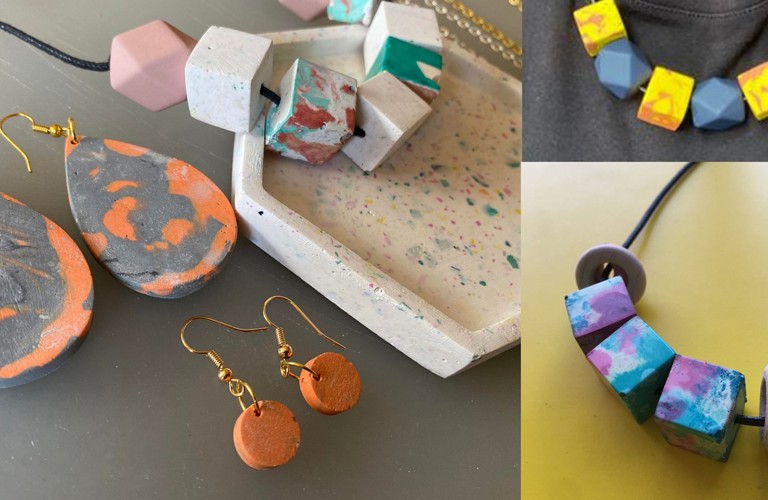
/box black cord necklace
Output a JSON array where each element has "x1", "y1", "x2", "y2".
[
  {"x1": 0, "y1": 19, "x2": 364, "y2": 137},
  {"x1": 565, "y1": 163, "x2": 766, "y2": 462}
]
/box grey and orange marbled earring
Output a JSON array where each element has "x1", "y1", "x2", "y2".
[{"x1": 0, "y1": 193, "x2": 93, "y2": 387}]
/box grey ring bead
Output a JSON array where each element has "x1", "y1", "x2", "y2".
[{"x1": 575, "y1": 244, "x2": 646, "y2": 303}]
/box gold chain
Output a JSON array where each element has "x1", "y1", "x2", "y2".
[
  {"x1": 508, "y1": 0, "x2": 522, "y2": 13},
  {"x1": 396, "y1": 0, "x2": 522, "y2": 68},
  {"x1": 444, "y1": 0, "x2": 522, "y2": 55}
]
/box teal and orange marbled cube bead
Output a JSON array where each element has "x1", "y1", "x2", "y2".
[
  {"x1": 565, "y1": 276, "x2": 637, "y2": 354},
  {"x1": 265, "y1": 58, "x2": 357, "y2": 165},
  {"x1": 587, "y1": 317, "x2": 676, "y2": 423},
  {"x1": 654, "y1": 355, "x2": 746, "y2": 461}
]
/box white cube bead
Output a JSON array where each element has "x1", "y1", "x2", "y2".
[
  {"x1": 341, "y1": 72, "x2": 431, "y2": 172},
  {"x1": 185, "y1": 26, "x2": 273, "y2": 133},
  {"x1": 363, "y1": 2, "x2": 442, "y2": 74}
]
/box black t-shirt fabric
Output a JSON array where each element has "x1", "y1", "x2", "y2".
[{"x1": 524, "y1": 0, "x2": 768, "y2": 161}]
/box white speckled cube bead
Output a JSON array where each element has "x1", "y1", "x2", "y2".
[
  {"x1": 265, "y1": 58, "x2": 357, "y2": 165},
  {"x1": 327, "y1": 0, "x2": 380, "y2": 26},
  {"x1": 185, "y1": 26, "x2": 273, "y2": 133},
  {"x1": 341, "y1": 72, "x2": 431, "y2": 172},
  {"x1": 363, "y1": 2, "x2": 442, "y2": 75}
]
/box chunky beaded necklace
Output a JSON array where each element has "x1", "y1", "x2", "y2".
[
  {"x1": 564, "y1": 163, "x2": 768, "y2": 461},
  {"x1": 573, "y1": 0, "x2": 768, "y2": 132}
]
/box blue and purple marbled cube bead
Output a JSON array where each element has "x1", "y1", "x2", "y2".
[
  {"x1": 655, "y1": 355, "x2": 746, "y2": 461},
  {"x1": 587, "y1": 317, "x2": 675, "y2": 423},
  {"x1": 565, "y1": 276, "x2": 637, "y2": 354}
]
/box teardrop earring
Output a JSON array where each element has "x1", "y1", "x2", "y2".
[
  {"x1": 0, "y1": 112, "x2": 237, "y2": 298},
  {"x1": 0, "y1": 192, "x2": 93, "y2": 388}
]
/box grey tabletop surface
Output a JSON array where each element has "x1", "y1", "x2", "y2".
[{"x1": 0, "y1": 0, "x2": 520, "y2": 498}]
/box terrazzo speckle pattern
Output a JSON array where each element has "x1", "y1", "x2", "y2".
[
  {"x1": 234, "y1": 25, "x2": 520, "y2": 376},
  {"x1": 262, "y1": 38, "x2": 520, "y2": 332}
]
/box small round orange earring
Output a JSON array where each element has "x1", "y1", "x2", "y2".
[
  {"x1": 180, "y1": 316, "x2": 300, "y2": 470},
  {"x1": 262, "y1": 296, "x2": 362, "y2": 415}
]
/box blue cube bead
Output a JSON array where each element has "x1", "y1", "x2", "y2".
[
  {"x1": 691, "y1": 78, "x2": 746, "y2": 131},
  {"x1": 587, "y1": 317, "x2": 676, "y2": 423},
  {"x1": 594, "y1": 38, "x2": 652, "y2": 100}
]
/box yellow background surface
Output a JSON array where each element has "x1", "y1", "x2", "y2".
[{"x1": 522, "y1": 163, "x2": 768, "y2": 499}]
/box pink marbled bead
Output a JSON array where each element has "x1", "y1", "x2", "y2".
[{"x1": 110, "y1": 20, "x2": 197, "y2": 112}]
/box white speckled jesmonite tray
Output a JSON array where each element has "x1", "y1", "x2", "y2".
[{"x1": 232, "y1": 25, "x2": 520, "y2": 377}]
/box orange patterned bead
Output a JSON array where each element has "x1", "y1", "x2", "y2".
[
  {"x1": 738, "y1": 61, "x2": 768, "y2": 120},
  {"x1": 637, "y1": 67, "x2": 695, "y2": 131},
  {"x1": 573, "y1": 0, "x2": 628, "y2": 57}
]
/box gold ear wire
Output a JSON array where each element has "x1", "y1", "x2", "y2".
[
  {"x1": 262, "y1": 296, "x2": 346, "y2": 380},
  {"x1": 180, "y1": 316, "x2": 270, "y2": 415},
  {"x1": 0, "y1": 113, "x2": 78, "y2": 173},
  {"x1": 262, "y1": 295, "x2": 345, "y2": 350}
]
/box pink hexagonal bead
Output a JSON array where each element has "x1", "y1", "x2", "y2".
[
  {"x1": 279, "y1": 0, "x2": 329, "y2": 21},
  {"x1": 110, "y1": 20, "x2": 197, "y2": 112}
]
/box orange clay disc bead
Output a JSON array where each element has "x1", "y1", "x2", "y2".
[
  {"x1": 232, "y1": 401, "x2": 301, "y2": 470},
  {"x1": 299, "y1": 352, "x2": 362, "y2": 415}
]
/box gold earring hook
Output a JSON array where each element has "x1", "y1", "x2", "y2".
[
  {"x1": 262, "y1": 295, "x2": 346, "y2": 351},
  {"x1": 262, "y1": 296, "x2": 345, "y2": 380},
  {"x1": 180, "y1": 316, "x2": 271, "y2": 415},
  {"x1": 180, "y1": 315, "x2": 270, "y2": 357},
  {"x1": 0, "y1": 112, "x2": 78, "y2": 173}
]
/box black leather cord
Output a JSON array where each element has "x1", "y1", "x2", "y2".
[
  {"x1": 259, "y1": 85, "x2": 366, "y2": 138},
  {"x1": 736, "y1": 415, "x2": 766, "y2": 427},
  {"x1": 601, "y1": 162, "x2": 700, "y2": 280},
  {"x1": 621, "y1": 161, "x2": 700, "y2": 250},
  {"x1": 0, "y1": 20, "x2": 109, "y2": 71}
]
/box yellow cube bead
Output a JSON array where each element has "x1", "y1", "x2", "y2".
[
  {"x1": 738, "y1": 62, "x2": 768, "y2": 120},
  {"x1": 637, "y1": 67, "x2": 694, "y2": 131},
  {"x1": 573, "y1": 0, "x2": 628, "y2": 57}
]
